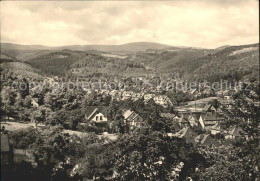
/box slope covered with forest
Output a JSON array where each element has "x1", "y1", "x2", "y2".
[
  {"x1": 1, "y1": 42, "x2": 258, "y2": 82},
  {"x1": 185, "y1": 43, "x2": 259, "y2": 82}
]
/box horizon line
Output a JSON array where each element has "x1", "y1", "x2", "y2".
[{"x1": 1, "y1": 41, "x2": 259, "y2": 50}]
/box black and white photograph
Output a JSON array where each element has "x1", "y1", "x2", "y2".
[{"x1": 0, "y1": 0, "x2": 259, "y2": 180}]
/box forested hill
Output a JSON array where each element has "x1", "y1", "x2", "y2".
[
  {"x1": 130, "y1": 43, "x2": 259, "y2": 82},
  {"x1": 0, "y1": 52, "x2": 16, "y2": 63},
  {"x1": 1, "y1": 42, "x2": 258, "y2": 82},
  {"x1": 0, "y1": 52, "x2": 43, "y2": 78},
  {"x1": 184, "y1": 43, "x2": 259, "y2": 82}
]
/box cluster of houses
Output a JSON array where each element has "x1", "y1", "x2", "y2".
[
  {"x1": 162, "y1": 96, "x2": 245, "y2": 147},
  {"x1": 167, "y1": 125, "x2": 243, "y2": 147},
  {"x1": 85, "y1": 89, "x2": 174, "y2": 108},
  {"x1": 81, "y1": 93, "x2": 243, "y2": 146},
  {"x1": 82, "y1": 107, "x2": 143, "y2": 133},
  {"x1": 29, "y1": 77, "x2": 254, "y2": 146}
]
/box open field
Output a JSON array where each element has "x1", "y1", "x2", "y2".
[
  {"x1": 0, "y1": 121, "x2": 36, "y2": 131},
  {"x1": 1, "y1": 120, "x2": 118, "y2": 141}
]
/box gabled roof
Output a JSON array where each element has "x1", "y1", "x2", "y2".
[
  {"x1": 177, "y1": 127, "x2": 197, "y2": 138},
  {"x1": 201, "y1": 112, "x2": 225, "y2": 121},
  {"x1": 203, "y1": 104, "x2": 212, "y2": 112},
  {"x1": 188, "y1": 114, "x2": 199, "y2": 121},
  {"x1": 1, "y1": 133, "x2": 10, "y2": 152},
  {"x1": 201, "y1": 135, "x2": 212, "y2": 145},
  {"x1": 195, "y1": 134, "x2": 205, "y2": 143},
  {"x1": 221, "y1": 139, "x2": 233, "y2": 147},
  {"x1": 122, "y1": 110, "x2": 142, "y2": 122},
  {"x1": 190, "y1": 88, "x2": 197, "y2": 95},
  {"x1": 172, "y1": 123, "x2": 181, "y2": 132},
  {"x1": 176, "y1": 127, "x2": 197, "y2": 144},
  {"x1": 228, "y1": 126, "x2": 243, "y2": 136},
  {"x1": 123, "y1": 110, "x2": 133, "y2": 119},
  {"x1": 195, "y1": 134, "x2": 220, "y2": 147},
  {"x1": 153, "y1": 95, "x2": 171, "y2": 102},
  {"x1": 176, "y1": 127, "x2": 188, "y2": 137},
  {"x1": 210, "y1": 123, "x2": 224, "y2": 131},
  {"x1": 179, "y1": 116, "x2": 189, "y2": 123},
  {"x1": 187, "y1": 114, "x2": 199, "y2": 126},
  {"x1": 87, "y1": 108, "x2": 99, "y2": 120},
  {"x1": 86, "y1": 107, "x2": 109, "y2": 120},
  {"x1": 192, "y1": 112, "x2": 201, "y2": 120}
]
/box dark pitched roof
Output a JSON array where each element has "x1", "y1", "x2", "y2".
[
  {"x1": 195, "y1": 134, "x2": 221, "y2": 147},
  {"x1": 1, "y1": 133, "x2": 10, "y2": 152},
  {"x1": 172, "y1": 123, "x2": 181, "y2": 132},
  {"x1": 179, "y1": 116, "x2": 190, "y2": 123},
  {"x1": 203, "y1": 104, "x2": 212, "y2": 112},
  {"x1": 160, "y1": 113, "x2": 176, "y2": 119},
  {"x1": 202, "y1": 112, "x2": 225, "y2": 121},
  {"x1": 195, "y1": 134, "x2": 204, "y2": 143},
  {"x1": 87, "y1": 108, "x2": 99, "y2": 120},
  {"x1": 228, "y1": 126, "x2": 243, "y2": 136},
  {"x1": 221, "y1": 139, "x2": 233, "y2": 147},
  {"x1": 85, "y1": 106, "x2": 109, "y2": 120},
  {"x1": 192, "y1": 112, "x2": 201, "y2": 120},
  {"x1": 177, "y1": 127, "x2": 197, "y2": 144},
  {"x1": 122, "y1": 110, "x2": 142, "y2": 123},
  {"x1": 201, "y1": 135, "x2": 213, "y2": 145}
]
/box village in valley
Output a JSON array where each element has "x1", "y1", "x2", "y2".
[
  {"x1": 1, "y1": 64, "x2": 259, "y2": 180},
  {"x1": 0, "y1": 1, "x2": 259, "y2": 181}
]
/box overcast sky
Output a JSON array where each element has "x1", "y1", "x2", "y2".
[{"x1": 1, "y1": 0, "x2": 259, "y2": 48}]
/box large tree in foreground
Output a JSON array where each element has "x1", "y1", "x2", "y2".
[
  {"x1": 114, "y1": 128, "x2": 206, "y2": 181},
  {"x1": 1, "y1": 86, "x2": 16, "y2": 121}
]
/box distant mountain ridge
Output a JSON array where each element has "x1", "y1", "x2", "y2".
[
  {"x1": 1, "y1": 42, "x2": 258, "y2": 82},
  {"x1": 215, "y1": 45, "x2": 231, "y2": 50},
  {"x1": 1, "y1": 42, "x2": 178, "y2": 52}
]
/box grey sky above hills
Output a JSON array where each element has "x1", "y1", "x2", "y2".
[{"x1": 1, "y1": 0, "x2": 258, "y2": 48}]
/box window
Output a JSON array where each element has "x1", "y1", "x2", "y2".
[
  {"x1": 100, "y1": 116, "x2": 103, "y2": 121},
  {"x1": 96, "y1": 116, "x2": 98, "y2": 121}
]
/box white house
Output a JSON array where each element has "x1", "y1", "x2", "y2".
[
  {"x1": 153, "y1": 95, "x2": 173, "y2": 108},
  {"x1": 86, "y1": 108, "x2": 108, "y2": 123}
]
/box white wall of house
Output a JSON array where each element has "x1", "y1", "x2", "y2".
[
  {"x1": 91, "y1": 113, "x2": 108, "y2": 122},
  {"x1": 188, "y1": 116, "x2": 198, "y2": 127},
  {"x1": 199, "y1": 116, "x2": 205, "y2": 129}
]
